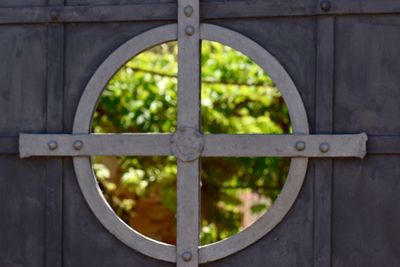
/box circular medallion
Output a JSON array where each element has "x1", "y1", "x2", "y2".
[
  {"x1": 170, "y1": 127, "x2": 204, "y2": 162},
  {"x1": 72, "y1": 23, "x2": 309, "y2": 263}
]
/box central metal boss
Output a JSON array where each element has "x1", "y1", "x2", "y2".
[{"x1": 170, "y1": 127, "x2": 205, "y2": 161}]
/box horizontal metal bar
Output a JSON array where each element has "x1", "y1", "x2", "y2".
[
  {"x1": 202, "y1": 133, "x2": 368, "y2": 159},
  {"x1": 201, "y1": 1, "x2": 316, "y2": 19},
  {"x1": 19, "y1": 133, "x2": 172, "y2": 158},
  {"x1": 0, "y1": 4, "x2": 177, "y2": 24},
  {"x1": 202, "y1": 0, "x2": 400, "y2": 19},
  {"x1": 12, "y1": 134, "x2": 400, "y2": 156},
  {"x1": 19, "y1": 133, "x2": 367, "y2": 159},
  {"x1": 368, "y1": 136, "x2": 400, "y2": 154},
  {"x1": 327, "y1": 0, "x2": 400, "y2": 16},
  {"x1": 0, "y1": 1, "x2": 399, "y2": 25}
]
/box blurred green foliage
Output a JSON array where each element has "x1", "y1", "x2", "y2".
[{"x1": 92, "y1": 41, "x2": 290, "y2": 245}]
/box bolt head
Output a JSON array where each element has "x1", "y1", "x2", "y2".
[
  {"x1": 320, "y1": 0, "x2": 331, "y2": 12},
  {"x1": 50, "y1": 10, "x2": 59, "y2": 21},
  {"x1": 184, "y1": 5, "x2": 194, "y2": 17},
  {"x1": 295, "y1": 141, "x2": 306, "y2": 151},
  {"x1": 73, "y1": 140, "x2": 84, "y2": 150},
  {"x1": 319, "y1": 142, "x2": 330, "y2": 153},
  {"x1": 185, "y1": 26, "x2": 195, "y2": 36},
  {"x1": 182, "y1": 251, "x2": 192, "y2": 262},
  {"x1": 48, "y1": 140, "x2": 58, "y2": 150},
  {"x1": 170, "y1": 127, "x2": 204, "y2": 162}
]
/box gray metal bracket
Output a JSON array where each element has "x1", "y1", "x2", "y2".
[{"x1": 19, "y1": 132, "x2": 368, "y2": 160}]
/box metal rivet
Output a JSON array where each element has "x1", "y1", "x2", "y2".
[
  {"x1": 50, "y1": 10, "x2": 59, "y2": 21},
  {"x1": 320, "y1": 142, "x2": 330, "y2": 153},
  {"x1": 73, "y1": 140, "x2": 84, "y2": 150},
  {"x1": 320, "y1": 0, "x2": 331, "y2": 12},
  {"x1": 295, "y1": 141, "x2": 306, "y2": 151},
  {"x1": 184, "y1": 5, "x2": 194, "y2": 17},
  {"x1": 182, "y1": 251, "x2": 192, "y2": 262},
  {"x1": 185, "y1": 26, "x2": 195, "y2": 36},
  {"x1": 48, "y1": 140, "x2": 58, "y2": 150}
]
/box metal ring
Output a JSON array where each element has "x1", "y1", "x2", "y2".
[{"x1": 72, "y1": 23, "x2": 309, "y2": 263}]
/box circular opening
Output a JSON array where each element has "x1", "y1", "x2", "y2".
[
  {"x1": 74, "y1": 24, "x2": 309, "y2": 262},
  {"x1": 91, "y1": 40, "x2": 291, "y2": 245}
]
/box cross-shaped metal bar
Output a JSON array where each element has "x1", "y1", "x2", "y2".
[{"x1": 18, "y1": 1, "x2": 368, "y2": 266}]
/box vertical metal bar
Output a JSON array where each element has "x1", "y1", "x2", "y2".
[
  {"x1": 314, "y1": 16, "x2": 335, "y2": 267},
  {"x1": 177, "y1": 160, "x2": 200, "y2": 266},
  {"x1": 45, "y1": 1, "x2": 64, "y2": 267},
  {"x1": 177, "y1": 0, "x2": 200, "y2": 266},
  {"x1": 178, "y1": 0, "x2": 200, "y2": 128}
]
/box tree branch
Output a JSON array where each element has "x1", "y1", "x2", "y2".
[{"x1": 128, "y1": 67, "x2": 276, "y2": 88}]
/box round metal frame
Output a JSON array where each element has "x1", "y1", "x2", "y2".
[{"x1": 72, "y1": 23, "x2": 309, "y2": 263}]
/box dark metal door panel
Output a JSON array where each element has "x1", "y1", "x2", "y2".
[
  {"x1": 334, "y1": 16, "x2": 400, "y2": 135},
  {"x1": 0, "y1": 25, "x2": 48, "y2": 267},
  {"x1": 0, "y1": 156, "x2": 47, "y2": 267},
  {"x1": 333, "y1": 15, "x2": 400, "y2": 266},
  {"x1": 333, "y1": 157, "x2": 400, "y2": 267}
]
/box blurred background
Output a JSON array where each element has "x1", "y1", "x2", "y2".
[{"x1": 91, "y1": 41, "x2": 291, "y2": 245}]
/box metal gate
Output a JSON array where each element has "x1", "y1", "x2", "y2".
[{"x1": 1, "y1": 1, "x2": 400, "y2": 267}]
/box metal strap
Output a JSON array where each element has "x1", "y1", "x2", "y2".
[
  {"x1": 177, "y1": 0, "x2": 201, "y2": 266},
  {"x1": 19, "y1": 133, "x2": 368, "y2": 159}
]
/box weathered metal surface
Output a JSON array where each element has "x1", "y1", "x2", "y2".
[
  {"x1": 203, "y1": 133, "x2": 367, "y2": 159},
  {"x1": 177, "y1": 0, "x2": 201, "y2": 265},
  {"x1": 368, "y1": 136, "x2": 400, "y2": 154},
  {"x1": 9, "y1": 134, "x2": 400, "y2": 155},
  {"x1": 2, "y1": 1, "x2": 400, "y2": 267},
  {"x1": 203, "y1": 0, "x2": 400, "y2": 18},
  {"x1": 1, "y1": 1, "x2": 400, "y2": 24},
  {"x1": 332, "y1": 15, "x2": 400, "y2": 266},
  {"x1": 170, "y1": 127, "x2": 204, "y2": 162},
  {"x1": 0, "y1": 24, "x2": 48, "y2": 267},
  {"x1": 314, "y1": 16, "x2": 335, "y2": 267},
  {"x1": 320, "y1": 0, "x2": 332, "y2": 13},
  {"x1": 65, "y1": 21, "x2": 311, "y2": 265},
  {"x1": 45, "y1": 2, "x2": 64, "y2": 265},
  {"x1": 19, "y1": 133, "x2": 367, "y2": 159},
  {"x1": 0, "y1": 4, "x2": 176, "y2": 24},
  {"x1": 0, "y1": 136, "x2": 18, "y2": 154},
  {"x1": 19, "y1": 133, "x2": 171, "y2": 158},
  {"x1": 40, "y1": 22, "x2": 312, "y2": 265}
]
